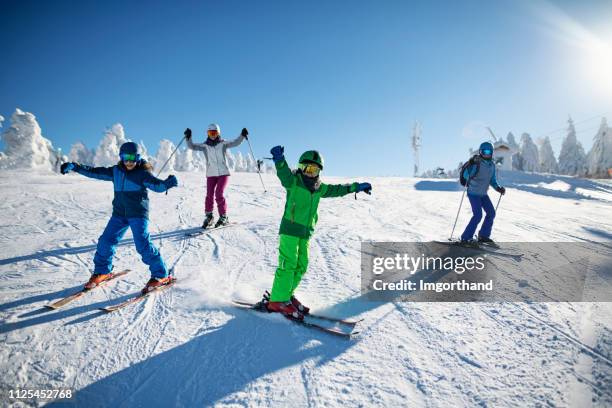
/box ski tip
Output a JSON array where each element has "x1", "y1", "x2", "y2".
[{"x1": 45, "y1": 304, "x2": 60, "y2": 310}]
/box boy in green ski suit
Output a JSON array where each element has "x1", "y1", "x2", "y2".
[{"x1": 265, "y1": 145, "x2": 372, "y2": 320}]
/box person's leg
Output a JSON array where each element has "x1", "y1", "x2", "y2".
[
  {"x1": 478, "y1": 195, "x2": 496, "y2": 239},
  {"x1": 215, "y1": 175, "x2": 230, "y2": 216},
  {"x1": 93, "y1": 216, "x2": 130, "y2": 274},
  {"x1": 269, "y1": 234, "x2": 300, "y2": 302},
  {"x1": 128, "y1": 218, "x2": 168, "y2": 279},
  {"x1": 460, "y1": 195, "x2": 484, "y2": 241},
  {"x1": 205, "y1": 177, "x2": 218, "y2": 215},
  {"x1": 290, "y1": 237, "x2": 310, "y2": 296}
]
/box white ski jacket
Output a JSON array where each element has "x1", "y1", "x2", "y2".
[{"x1": 187, "y1": 135, "x2": 246, "y2": 177}]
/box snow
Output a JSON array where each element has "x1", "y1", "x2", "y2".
[
  {"x1": 0, "y1": 170, "x2": 611, "y2": 407},
  {"x1": 153, "y1": 139, "x2": 177, "y2": 172}
]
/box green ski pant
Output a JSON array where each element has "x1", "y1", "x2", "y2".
[{"x1": 269, "y1": 234, "x2": 310, "y2": 302}]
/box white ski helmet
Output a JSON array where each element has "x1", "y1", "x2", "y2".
[{"x1": 207, "y1": 123, "x2": 221, "y2": 134}]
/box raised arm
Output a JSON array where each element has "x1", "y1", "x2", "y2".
[
  {"x1": 184, "y1": 128, "x2": 207, "y2": 152},
  {"x1": 224, "y1": 128, "x2": 249, "y2": 149},
  {"x1": 62, "y1": 162, "x2": 114, "y2": 181},
  {"x1": 270, "y1": 146, "x2": 295, "y2": 189}
]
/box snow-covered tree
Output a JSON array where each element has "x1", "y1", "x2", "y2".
[
  {"x1": 234, "y1": 151, "x2": 246, "y2": 172},
  {"x1": 538, "y1": 136, "x2": 559, "y2": 174},
  {"x1": 93, "y1": 123, "x2": 128, "y2": 166},
  {"x1": 0, "y1": 108, "x2": 57, "y2": 171},
  {"x1": 585, "y1": 117, "x2": 612, "y2": 178},
  {"x1": 138, "y1": 140, "x2": 151, "y2": 164},
  {"x1": 506, "y1": 132, "x2": 521, "y2": 170},
  {"x1": 558, "y1": 117, "x2": 587, "y2": 176},
  {"x1": 154, "y1": 139, "x2": 176, "y2": 173},
  {"x1": 175, "y1": 146, "x2": 195, "y2": 172},
  {"x1": 69, "y1": 141, "x2": 94, "y2": 164},
  {"x1": 518, "y1": 133, "x2": 539, "y2": 172},
  {"x1": 245, "y1": 153, "x2": 256, "y2": 172},
  {"x1": 191, "y1": 150, "x2": 207, "y2": 171},
  {"x1": 225, "y1": 150, "x2": 235, "y2": 172}
]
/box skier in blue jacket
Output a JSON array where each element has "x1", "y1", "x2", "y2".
[
  {"x1": 60, "y1": 142, "x2": 178, "y2": 293},
  {"x1": 460, "y1": 141, "x2": 506, "y2": 243}
]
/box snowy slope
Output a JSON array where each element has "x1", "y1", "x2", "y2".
[{"x1": 0, "y1": 170, "x2": 611, "y2": 407}]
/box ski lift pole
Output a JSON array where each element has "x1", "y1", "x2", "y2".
[
  {"x1": 156, "y1": 136, "x2": 186, "y2": 178},
  {"x1": 450, "y1": 186, "x2": 467, "y2": 241},
  {"x1": 246, "y1": 138, "x2": 267, "y2": 192}
]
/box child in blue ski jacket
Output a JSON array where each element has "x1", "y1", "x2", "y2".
[
  {"x1": 60, "y1": 142, "x2": 178, "y2": 293},
  {"x1": 460, "y1": 141, "x2": 506, "y2": 243}
]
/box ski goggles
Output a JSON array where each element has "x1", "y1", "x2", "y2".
[
  {"x1": 207, "y1": 129, "x2": 219, "y2": 137},
  {"x1": 480, "y1": 149, "x2": 493, "y2": 156},
  {"x1": 299, "y1": 163, "x2": 321, "y2": 177},
  {"x1": 120, "y1": 153, "x2": 140, "y2": 162}
]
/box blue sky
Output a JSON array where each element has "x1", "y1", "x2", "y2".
[{"x1": 1, "y1": 0, "x2": 611, "y2": 176}]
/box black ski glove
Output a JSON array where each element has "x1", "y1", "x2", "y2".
[
  {"x1": 184, "y1": 128, "x2": 192, "y2": 141},
  {"x1": 61, "y1": 162, "x2": 76, "y2": 174},
  {"x1": 496, "y1": 186, "x2": 506, "y2": 195},
  {"x1": 241, "y1": 128, "x2": 249, "y2": 139}
]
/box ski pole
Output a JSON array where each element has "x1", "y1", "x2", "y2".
[
  {"x1": 450, "y1": 187, "x2": 467, "y2": 241},
  {"x1": 495, "y1": 193, "x2": 502, "y2": 212},
  {"x1": 156, "y1": 136, "x2": 186, "y2": 179},
  {"x1": 246, "y1": 137, "x2": 267, "y2": 192}
]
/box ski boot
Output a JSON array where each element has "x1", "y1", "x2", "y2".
[
  {"x1": 202, "y1": 213, "x2": 214, "y2": 229},
  {"x1": 458, "y1": 239, "x2": 479, "y2": 248},
  {"x1": 214, "y1": 215, "x2": 229, "y2": 228},
  {"x1": 477, "y1": 235, "x2": 499, "y2": 248},
  {"x1": 142, "y1": 276, "x2": 175, "y2": 294},
  {"x1": 290, "y1": 295, "x2": 310, "y2": 315},
  {"x1": 266, "y1": 301, "x2": 304, "y2": 321},
  {"x1": 84, "y1": 273, "x2": 114, "y2": 290}
]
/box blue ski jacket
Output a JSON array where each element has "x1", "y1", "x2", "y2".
[
  {"x1": 462, "y1": 158, "x2": 501, "y2": 196},
  {"x1": 73, "y1": 162, "x2": 170, "y2": 218}
]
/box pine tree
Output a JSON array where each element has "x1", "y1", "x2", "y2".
[
  {"x1": 558, "y1": 117, "x2": 587, "y2": 176},
  {"x1": 538, "y1": 136, "x2": 559, "y2": 174},
  {"x1": 506, "y1": 132, "x2": 521, "y2": 170},
  {"x1": 519, "y1": 133, "x2": 539, "y2": 172},
  {"x1": 585, "y1": 117, "x2": 611, "y2": 178}
]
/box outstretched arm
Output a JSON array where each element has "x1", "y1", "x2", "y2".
[
  {"x1": 321, "y1": 182, "x2": 371, "y2": 198},
  {"x1": 66, "y1": 163, "x2": 114, "y2": 181},
  {"x1": 142, "y1": 172, "x2": 178, "y2": 193},
  {"x1": 490, "y1": 167, "x2": 505, "y2": 194}
]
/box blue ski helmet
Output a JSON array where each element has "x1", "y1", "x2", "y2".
[
  {"x1": 479, "y1": 142, "x2": 494, "y2": 160},
  {"x1": 119, "y1": 142, "x2": 141, "y2": 162}
]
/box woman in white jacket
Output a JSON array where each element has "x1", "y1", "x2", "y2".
[{"x1": 184, "y1": 124, "x2": 248, "y2": 228}]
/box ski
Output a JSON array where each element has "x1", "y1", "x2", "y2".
[
  {"x1": 232, "y1": 300, "x2": 359, "y2": 338},
  {"x1": 435, "y1": 240, "x2": 524, "y2": 260},
  {"x1": 100, "y1": 277, "x2": 177, "y2": 313},
  {"x1": 46, "y1": 269, "x2": 131, "y2": 310},
  {"x1": 184, "y1": 223, "x2": 236, "y2": 238}
]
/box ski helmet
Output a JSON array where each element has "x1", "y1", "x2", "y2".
[
  {"x1": 119, "y1": 142, "x2": 141, "y2": 162},
  {"x1": 299, "y1": 150, "x2": 324, "y2": 170},
  {"x1": 207, "y1": 123, "x2": 221, "y2": 134},
  {"x1": 479, "y1": 142, "x2": 494, "y2": 160}
]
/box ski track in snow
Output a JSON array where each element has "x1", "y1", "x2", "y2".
[{"x1": 0, "y1": 171, "x2": 610, "y2": 407}]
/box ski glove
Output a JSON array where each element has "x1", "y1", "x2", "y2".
[
  {"x1": 270, "y1": 146, "x2": 285, "y2": 163},
  {"x1": 60, "y1": 162, "x2": 75, "y2": 174},
  {"x1": 496, "y1": 186, "x2": 506, "y2": 195},
  {"x1": 164, "y1": 175, "x2": 178, "y2": 189},
  {"x1": 356, "y1": 182, "x2": 372, "y2": 194},
  {"x1": 184, "y1": 128, "x2": 192, "y2": 140},
  {"x1": 241, "y1": 128, "x2": 249, "y2": 139}
]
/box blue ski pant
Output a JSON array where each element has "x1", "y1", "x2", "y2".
[
  {"x1": 461, "y1": 193, "x2": 496, "y2": 241},
  {"x1": 93, "y1": 215, "x2": 168, "y2": 278}
]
